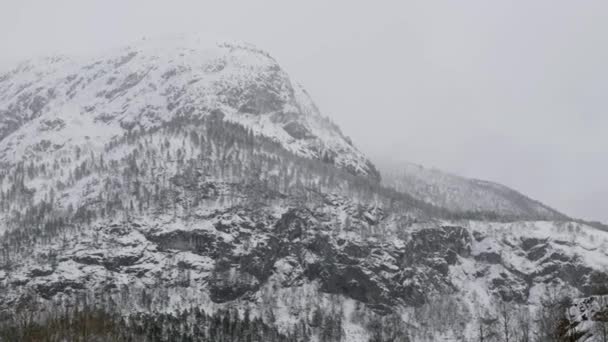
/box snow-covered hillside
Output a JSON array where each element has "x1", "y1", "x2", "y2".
[
  {"x1": 0, "y1": 35, "x2": 378, "y2": 180},
  {"x1": 380, "y1": 161, "x2": 566, "y2": 220},
  {"x1": 0, "y1": 37, "x2": 606, "y2": 341}
]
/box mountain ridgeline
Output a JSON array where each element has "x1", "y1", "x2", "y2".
[
  {"x1": 380, "y1": 161, "x2": 567, "y2": 222},
  {"x1": 0, "y1": 37, "x2": 607, "y2": 341}
]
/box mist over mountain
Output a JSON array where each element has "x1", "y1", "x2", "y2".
[
  {"x1": 0, "y1": 37, "x2": 606, "y2": 341},
  {"x1": 377, "y1": 160, "x2": 567, "y2": 221}
]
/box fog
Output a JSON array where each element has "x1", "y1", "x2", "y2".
[{"x1": 1, "y1": 0, "x2": 606, "y2": 222}]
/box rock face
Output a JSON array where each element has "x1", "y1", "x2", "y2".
[
  {"x1": 0, "y1": 37, "x2": 607, "y2": 341},
  {"x1": 2, "y1": 188, "x2": 608, "y2": 340}
]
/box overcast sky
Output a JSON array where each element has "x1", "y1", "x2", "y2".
[{"x1": 1, "y1": 0, "x2": 606, "y2": 222}]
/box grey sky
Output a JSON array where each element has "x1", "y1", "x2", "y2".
[{"x1": 1, "y1": 0, "x2": 606, "y2": 222}]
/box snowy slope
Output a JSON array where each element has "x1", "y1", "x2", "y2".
[
  {"x1": 0, "y1": 35, "x2": 378, "y2": 180},
  {"x1": 380, "y1": 161, "x2": 566, "y2": 220},
  {"x1": 2, "y1": 190, "x2": 608, "y2": 341}
]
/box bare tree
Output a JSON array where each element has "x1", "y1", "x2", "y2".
[
  {"x1": 499, "y1": 301, "x2": 513, "y2": 342},
  {"x1": 534, "y1": 289, "x2": 574, "y2": 342},
  {"x1": 478, "y1": 315, "x2": 497, "y2": 342},
  {"x1": 595, "y1": 296, "x2": 608, "y2": 342},
  {"x1": 515, "y1": 305, "x2": 531, "y2": 342}
]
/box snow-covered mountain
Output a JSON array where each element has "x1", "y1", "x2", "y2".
[
  {"x1": 380, "y1": 161, "x2": 566, "y2": 221},
  {"x1": 0, "y1": 35, "x2": 378, "y2": 180},
  {"x1": 0, "y1": 37, "x2": 606, "y2": 341}
]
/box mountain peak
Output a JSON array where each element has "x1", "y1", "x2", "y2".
[{"x1": 0, "y1": 36, "x2": 379, "y2": 180}]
